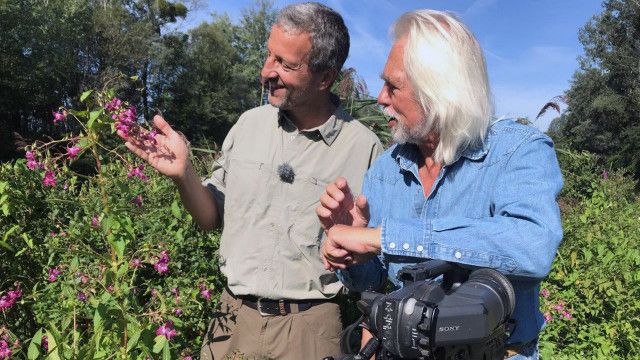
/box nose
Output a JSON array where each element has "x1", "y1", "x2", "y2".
[
  {"x1": 260, "y1": 57, "x2": 278, "y2": 83},
  {"x1": 377, "y1": 83, "x2": 391, "y2": 107}
]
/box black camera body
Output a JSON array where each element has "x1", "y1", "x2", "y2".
[{"x1": 332, "y1": 260, "x2": 515, "y2": 360}]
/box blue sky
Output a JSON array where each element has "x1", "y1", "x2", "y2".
[{"x1": 173, "y1": 0, "x2": 604, "y2": 131}]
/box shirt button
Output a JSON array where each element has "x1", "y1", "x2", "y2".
[
  {"x1": 402, "y1": 243, "x2": 410, "y2": 250},
  {"x1": 389, "y1": 242, "x2": 396, "y2": 249},
  {"x1": 416, "y1": 245, "x2": 424, "y2": 252},
  {"x1": 454, "y1": 251, "x2": 463, "y2": 259}
]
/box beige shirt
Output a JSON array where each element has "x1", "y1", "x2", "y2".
[{"x1": 203, "y1": 103, "x2": 383, "y2": 300}]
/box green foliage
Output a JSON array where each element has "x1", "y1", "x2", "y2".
[
  {"x1": 539, "y1": 163, "x2": 640, "y2": 359},
  {"x1": 559, "y1": 0, "x2": 640, "y2": 179},
  {"x1": 0, "y1": 91, "x2": 221, "y2": 358}
]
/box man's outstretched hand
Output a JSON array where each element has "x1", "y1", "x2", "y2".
[
  {"x1": 118, "y1": 115, "x2": 190, "y2": 181},
  {"x1": 316, "y1": 177, "x2": 370, "y2": 231}
]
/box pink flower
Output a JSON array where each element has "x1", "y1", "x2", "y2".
[
  {"x1": 131, "y1": 194, "x2": 143, "y2": 208},
  {"x1": 155, "y1": 321, "x2": 177, "y2": 340},
  {"x1": 91, "y1": 216, "x2": 100, "y2": 229},
  {"x1": 199, "y1": 284, "x2": 211, "y2": 301},
  {"x1": 543, "y1": 312, "x2": 553, "y2": 323},
  {"x1": 127, "y1": 164, "x2": 148, "y2": 182},
  {"x1": 77, "y1": 292, "x2": 87, "y2": 302},
  {"x1": 553, "y1": 302, "x2": 565, "y2": 312},
  {"x1": 602, "y1": 170, "x2": 609, "y2": 180},
  {"x1": 27, "y1": 160, "x2": 39, "y2": 170},
  {"x1": 42, "y1": 170, "x2": 57, "y2": 187},
  {"x1": 561, "y1": 311, "x2": 572, "y2": 320},
  {"x1": 173, "y1": 308, "x2": 183, "y2": 316},
  {"x1": 105, "y1": 98, "x2": 123, "y2": 112},
  {"x1": 183, "y1": 357, "x2": 193, "y2": 360},
  {"x1": 52, "y1": 110, "x2": 67, "y2": 124},
  {"x1": 130, "y1": 258, "x2": 141, "y2": 268},
  {"x1": 540, "y1": 288, "x2": 550, "y2": 298},
  {"x1": 0, "y1": 340, "x2": 12, "y2": 359},
  {"x1": 66, "y1": 146, "x2": 81, "y2": 159},
  {"x1": 154, "y1": 251, "x2": 170, "y2": 274},
  {"x1": 48, "y1": 267, "x2": 62, "y2": 282},
  {"x1": 26, "y1": 151, "x2": 40, "y2": 170},
  {"x1": 0, "y1": 297, "x2": 12, "y2": 311}
]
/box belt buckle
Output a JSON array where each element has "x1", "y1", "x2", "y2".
[{"x1": 256, "y1": 298, "x2": 271, "y2": 316}]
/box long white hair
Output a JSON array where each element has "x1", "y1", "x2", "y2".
[{"x1": 392, "y1": 10, "x2": 494, "y2": 165}]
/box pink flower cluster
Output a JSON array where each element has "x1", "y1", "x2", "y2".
[
  {"x1": 109, "y1": 99, "x2": 138, "y2": 137},
  {"x1": 48, "y1": 267, "x2": 62, "y2": 282},
  {"x1": 155, "y1": 321, "x2": 177, "y2": 340},
  {"x1": 42, "y1": 170, "x2": 56, "y2": 187},
  {"x1": 25, "y1": 151, "x2": 41, "y2": 170},
  {"x1": 52, "y1": 110, "x2": 67, "y2": 124},
  {"x1": 131, "y1": 194, "x2": 143, "y2": 208},
  {"x1": 199, "y1": 284, "x2": 212, "y2": 301},
  {"x1": 128, "y1": 164, "x2": 149, "y2": 182},
  {"x1": 540, "y1": 289, "x2": 573, "y2": 323},
  {"x1": 0, "y1": 284, "x2": 22, "y2": 312},
  {"x1": 105, "y1": 98, "x2": 122, "y2": 112},
  {"x1": 66, "y1": 146, "x2": 81, "y2": 159},
  {"x1": 0, "y1": 340, "x2": 12, "y2": 359},
  {"x1": 154, "y1": 251, "x2": 170, "y2": 274}
]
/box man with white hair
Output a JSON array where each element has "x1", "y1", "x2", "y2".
[{"x1": 317, "y1": 10, "x2": 563, "y2": 359}]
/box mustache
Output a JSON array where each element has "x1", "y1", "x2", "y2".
[
  {"x1": 382, "y1": 107, "x2": 398, "y2": 119},
  {"x1": 260, "y1": 78, "x2": 285, "y2": 88}
]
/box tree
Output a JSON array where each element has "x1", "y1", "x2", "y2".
[{"x1": 559, "y1": 0, "x2": 640, "y2": 179}]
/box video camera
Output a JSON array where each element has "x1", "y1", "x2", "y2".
[{"x1": 325, "y1": 260, "x2": 515, "y2": 360}]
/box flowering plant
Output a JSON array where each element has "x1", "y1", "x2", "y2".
[{"x1": 0, "y1": 90, "x2": 222, "y2": 359}]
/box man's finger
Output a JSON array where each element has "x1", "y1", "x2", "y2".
[
  {"x1": 153, "y1": 115, "x2": 173, "y2": 136},
  {"x1": 337, "y1": 178, "x2": 355, "y2": 208},
  {"x1": 319, "y1": 193, "x2": 340, "y2": 210},
  {"x1": 124, "y1": 141, "x2": 149, "y2": 161},
  {"x1": 355, "y1": 195, "x2": 370, "y2": 221},
  {"x1": 316, "y1": 206, "x2": 334, "y2": 230}
]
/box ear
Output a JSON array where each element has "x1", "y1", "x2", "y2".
[{"x1": 317, "y1": 69, "x2": 338, "y2": 91}]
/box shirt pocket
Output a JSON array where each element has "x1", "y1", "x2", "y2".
[
  {"x1": 289, "y1": 175, "x2": 328, "y2": 249},
  {"x1": 224, "y1": 157, "x2": 271, "y2": 219}
]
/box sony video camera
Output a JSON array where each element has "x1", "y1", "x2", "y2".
[{"x1": 326, "y1": 260, "x2": 515, "y2": 360}]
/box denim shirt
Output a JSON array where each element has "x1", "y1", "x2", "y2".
[{"x1": 339, "y1": 118, "x2": 563, "y2": 344}]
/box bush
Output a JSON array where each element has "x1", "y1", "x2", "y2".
[
  {"x1": 0, "y1": 91, "x2": 222, "y2": 359},
  {"x1": 539, "y1": 168, "x2": 640, "y2": 359}
]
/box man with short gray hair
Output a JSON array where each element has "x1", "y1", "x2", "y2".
[{"x1": 120, "y1": 2, "x2": 382, "y2": 360}]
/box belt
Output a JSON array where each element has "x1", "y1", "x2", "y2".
[{"x1": 226, "y1": 287, "x2": 334, "y2": 316}]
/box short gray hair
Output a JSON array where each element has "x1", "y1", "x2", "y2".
[
  {"x1": 276, "y1": 2, "x2": 349, "y2": 74},
  {"x1": 393, "y1": 10, "x2": 494, "y2": 165}
]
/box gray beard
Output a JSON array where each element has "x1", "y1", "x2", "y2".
[{"x1": 392, "y1": 118, "x2": 432, "y2": 145}]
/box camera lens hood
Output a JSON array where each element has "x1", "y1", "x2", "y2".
[{"x1": 468, "y1": 268, "x2": 516, "y2": 318}]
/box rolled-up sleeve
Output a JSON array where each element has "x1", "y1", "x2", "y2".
[{"x1": 202, "y1": 122, "x2": 241, "y2": 223}]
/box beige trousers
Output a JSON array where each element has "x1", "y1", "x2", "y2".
[{"x1": 200, "y1": 289, "x2": 342, "y2": 360}]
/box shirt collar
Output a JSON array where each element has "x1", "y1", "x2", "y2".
[
  {"x1": 393, "y1": 139, "x2": 489, "y2": 169},
  {"x1": 277, "y1": 94, "x2": 346, "y2": 146}
]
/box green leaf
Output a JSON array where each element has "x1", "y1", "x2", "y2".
[
  {"x1": 153, "y1": 335, "x2": 167, "y2": 354},
  {"x1": 27, "y1": 328, "x2": 43, "y2": 360},
  {"x1": 171, "y1": 200, "x2": 182, "y2": 219},
  {"x1": 88, "y1": 109, "x2": 104, "y2": 129},
  {"x1": 44, "y1": 329, "x2": 61, "y2": 360},
  {"x1": 80, "y1": 90, "x2": 93, "y2": 102},
  {"x1": 162, "y1": 341, "x2": 171, "y2": 360}
]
